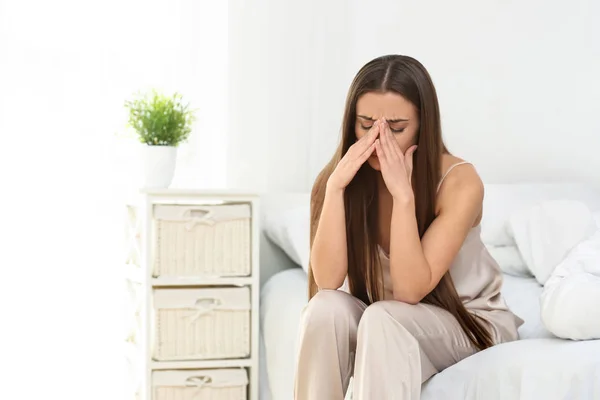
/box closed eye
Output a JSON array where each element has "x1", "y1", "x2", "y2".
[{"x1": 361, "y1": 124, "x2": 405, "y2": 134}]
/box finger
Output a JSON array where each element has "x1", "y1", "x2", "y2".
[
  {"x1": 405, "y1": 145, "x2": 417, "y2": 181},
  {"x1": 375, "y1": 139, "x2": 386, "y2": 163},
  {"x1": 387, "y1": 122, "x2": 404, "y2": 159},
  {"x1": 354, "y1": 122, "x2": 380, "y2": 153},
  {"x1": 378, "y1": 119, "x2": 388, "y2": 148},
  {"x1": 351, "y1": 135, "x2": 377, "y2": 165},
  {"x1": 405, "y1": 145, "x2": 418, "y2": 159},
  {"x1": 357, "y1": 141, "x2": 377, "y2": 164},
  {"x1": 365, "y1": 121, "x2": 380, "y2": 145},
  {"x1": 380, "y1": 121, "x2": 398, "y2": 160}
]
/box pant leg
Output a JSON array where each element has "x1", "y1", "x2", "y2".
[
  {"x1": 353, "y1": 300, "x2": 479, "y2": 400},
  {"x1": 294, "y1": 290, "x2": 367, "y2": 400}
]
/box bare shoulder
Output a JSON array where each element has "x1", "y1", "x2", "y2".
[{"x1": 436, "y1": 154, "x2": 484, "y2": 220}]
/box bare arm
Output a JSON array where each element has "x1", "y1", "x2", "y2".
[
  {"x1": 310, "y1": 121, "x2": 380, "y2": 290},
  {"x1": 374, "y1": 121, "x2": 483, "y2": 303},
  {"x1": 310, "y1": 185, "x2": 348, "y2": 289},
  {"x1": 389, "y1": 166, "x2": 484, "y2": 304}
]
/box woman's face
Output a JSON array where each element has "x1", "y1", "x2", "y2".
[{"x1": 355, "y1": 91, "x2": 419, "y2": 171}]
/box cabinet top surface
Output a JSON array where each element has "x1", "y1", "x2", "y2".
[{"x1": 140, "y1": 188, "x2": 260, "y2": 198}]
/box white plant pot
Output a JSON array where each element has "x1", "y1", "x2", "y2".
[{"x1": 143, "y1": 145, "x2": 177, "y2": 188}]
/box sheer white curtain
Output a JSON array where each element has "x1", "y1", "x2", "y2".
[{"x1": 0, "y1": 1, "x2": 227, "y2": 398}]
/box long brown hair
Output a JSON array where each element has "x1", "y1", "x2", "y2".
[{"x1": 308, "y1": 55, "x2": 493, "y2": 351}]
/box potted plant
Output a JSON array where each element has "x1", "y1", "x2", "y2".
[{"x1": 125, "y1": 90, "x2": 196, "y2": 188}]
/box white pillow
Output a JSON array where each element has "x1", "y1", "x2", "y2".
[
  {"x1": 263, "y1": 205, "x2": 310, "y2": 272},
  {"x1": 481, "y1": 183, "x2": 600, "y2": 246},
  {"x1": 261, "y1": 204, "x2": 600, "y2": 277},
  {"x1": 485, "y1": 245, "x2": 530, "y2": 277},
  {"x1": 506, "y1": 200, "x2": 596, "y2": 285}
]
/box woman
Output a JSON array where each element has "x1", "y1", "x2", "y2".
[{"x1": 294, "y1": 55, "x2": 523, "y2": 400}]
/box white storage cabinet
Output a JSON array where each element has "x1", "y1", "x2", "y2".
[{"x1": 126, "y1": 190, "x2": 259, "y2": 400}]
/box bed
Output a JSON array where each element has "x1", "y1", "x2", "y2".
[{"x1": 258, "y1": 184, "x2": 600, "y2": 400}]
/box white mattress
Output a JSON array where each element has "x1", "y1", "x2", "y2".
[
  {"x1": 421, "y1": 338, "x2": 600, "y2": 399},
  {"x1": 260, "y1": 268, "x2": 308, "y2": 400},
  {"x1": 260, "y1": 268, "x2": 600, "y2": 400}
]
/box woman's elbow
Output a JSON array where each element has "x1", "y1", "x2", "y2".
[
  {"x1": 310, "y1": 256, "x2": 346, "y2": 290},
  {"x1": 392, "y1": 290, "x2": 423, "y2": 305},
  {"x1": 313, "y1": 274, "x2": 345, "y2": 291},
  {"x1": 311, "y1": 265, "x2": 345, "y2": 291}
]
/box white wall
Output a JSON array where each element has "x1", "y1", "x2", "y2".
[
  {"x1": 0, "y1": 1, "x2": 228, "y2": 398},
  {"x1": 228, "y1": 0, "x2": 349, "y2": 191},
  {"x1": 228, "y1": 0, "x2": 600, "y2": 193}
]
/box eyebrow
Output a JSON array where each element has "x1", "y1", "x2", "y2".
[{"x1": 357, "y1": 114, "x2": 409, "y2": 123}]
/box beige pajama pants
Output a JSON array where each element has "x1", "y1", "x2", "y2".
[{"x1": 294, "y1": 290, "x2": 482, "y2": 400}]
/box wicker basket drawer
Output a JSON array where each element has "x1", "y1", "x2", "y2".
[
  {"x1": 153, "y1": 204, "x2": 251, "y2": 278},
  {"x1": 153, "y1": 369, "x2": 248, "y2": 400},
  {"x1": 153, "y1": 287, "x2": 251, "y2": 361}
]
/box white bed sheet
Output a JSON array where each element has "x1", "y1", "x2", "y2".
[
  {"x1": 260, "y1": 268, "x2": 600, "y2": 400},
  {"x1": 421, "y1": 338, "x2": 600, "y2": 399},
  {"x1": 501, "y1": 274, "x2": 554, "y2": 339},
  {"x1": 260, "y1": 268, "x2": 308, "y2": 400}
]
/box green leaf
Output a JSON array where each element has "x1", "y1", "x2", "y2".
[{"x1": 124, "y1": 90, "x2": 196, "y2": 146}]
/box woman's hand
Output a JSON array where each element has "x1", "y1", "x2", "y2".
[
  {"x1": 327, "y1": 121, "x2": 380, "y2": 191},
  {"x1": 375, "y1": 120, "x2": 418, "y2": 202}
]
